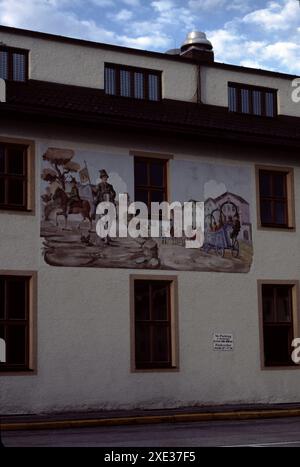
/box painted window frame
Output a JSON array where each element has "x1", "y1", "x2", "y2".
[
  {"x1": 255, "y1": 165, "x2": 295, "y2": 231},
  {"x1": 228, "y1": 82, "x2": 278, "y2": 117},
  {"x1": 0, "y1": 136, "x2": 35, "y2": 214},
  {"x1": 104, "y1": 63, "x2": 162, "y2": 101},
  {"x1": 0, "y1": 270, "x2": 37, "y2": 376},
  {"x1": 0, "y1": 45, "x2": 29, "y2": 82},
  {"x1": 130, "y1": 275, "x2": 179, "y2": 373},
  {"x1": 258, "y1": 280, "x2": 300, "y2": 370}
]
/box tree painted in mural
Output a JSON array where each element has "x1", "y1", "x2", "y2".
[{"x1": 41, "y1": 148, "x2": 80, "y2": 190}]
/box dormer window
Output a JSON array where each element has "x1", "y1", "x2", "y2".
[
  {"x1": 0, "y1": 46, "x2": 28, "y2": 82},
  {"x1": 105, "y1": 63, "x2": 161, "y2": 101},
  {"x1": 228, "y1": 82, "x2": 277, "y2": 117}
]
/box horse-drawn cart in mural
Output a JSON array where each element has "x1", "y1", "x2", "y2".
[
  {"x1": 203, "y1": 203, "x2": 240, "y2": 258},
  {"x1": 203, "y1": 224, "x2": 239, "y2": 258}
]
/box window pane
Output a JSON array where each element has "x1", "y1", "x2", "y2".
[
  {"x1": 0, "y1": 278, "x2": 4, "y2": 320},
  {"x1": 120, "y1": 69, "x2": 131, "y2": 97},
  {"x1": 0, "y1": 178, "x2": 5, "y2": 204},
  {"x1": 0, "y1": 50, "x2": 8, "y2": 80},
  {"x1": 7, "y1": 179, "x2": 25, "y2": 206},
  {"x1": 152, "y1": 282, "x2": 168, "y2": 321},
  {"x1": 7, "y1": 325, "x2": 26, "y2": 365},
  {"x1": 276, "y1": 287, "x2": 292, "y2": 322},
  {"x1": 12, "y1": 53, "x2": 26, "y2": 81},
  {"x1": 148, "y1": 74, "x2": 159, "y2": 101},
  {"x1": 104, "y1": 67, "x2": 116, "y2": 95},
  {"x1": 260, "y1": 200, "x2": 272, "y2": 224},
  {"x1": 135, "y1": 323, "x2": 151, "y2": 364},
  {"x1": 228, "y1": 86, "x2": 237, "y2": 112},
  {"x1": 266, "y1": 92, "x2": 275, "y2": 117},
  {"x1": 259, "y1": 171, "x2": 272, "y2": 197},
  {"x1": 6, "y1": 278, "x2": 27, "y2": 320},
  {"x1": 264, "y1": 325, "x2": 291, "y2": 365},
  {"x1": 241, "y1": 89, "x2": 250, "y2": 113},
  {"x1": 275, "y1": 202, "x2": 287, "y2": 225},
  {"x1": 135, "y1": 160, "x2": 148, "y2": 186},
  {"x1": 151, "y1": 190, "x2": 165, "y2": 204},
  {"x1": 135, "y1": 189, "x2": 148, "y2": 206},
  {"x1": 150, "y1": 163, "x2": 164, "y2": 187},
  {"x1": 7, "y1": 146, "x2": 25, "y2": 175},
  {"x1": 253, "y1": 90, "x2": 262, "y2": 115},
  {"x1": 273, "y1": 173, "x2": 286, "y2": 198},
  {"x1": 134, "y1": 72, "x2": 144, "y2": 99},
  {"x1": 262, "y1": 285, "x2": 275, "y2": 322},
  {"x1": 152, "y1": 325, "x2": 170, "y2": 362},
  {"x1": 135, "y1": 281, "x2": 150, "y2": 321},
  {"x1": 0, "y1": 144, "x2": 5, "y2": 173}
]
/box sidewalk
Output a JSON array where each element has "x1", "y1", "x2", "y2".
[{"x1": 2, "y1": 403, "x2": 300, "y2": 431}]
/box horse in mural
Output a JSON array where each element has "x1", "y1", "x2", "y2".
[{"x1": 46, "y1": 187, "x2": 92, "y2": 230}]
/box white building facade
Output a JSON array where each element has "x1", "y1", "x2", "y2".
[{"x1": 1, "y1": 26, "x2": 300, "y2": 414}]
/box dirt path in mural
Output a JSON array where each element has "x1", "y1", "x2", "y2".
[{"x1": 41, "y1": 221, "x2": 253, "y2": 272}]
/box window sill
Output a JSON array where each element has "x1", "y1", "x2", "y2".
[
  {"x1": 132, "y1": 366, "x2": 179, "y2": 373},
  {"x1": 258, "y1": 224, "x2": 295, "y2": 232},
  {"x1": 0, "y1": 368, "x2": 36, "y2": 376}
]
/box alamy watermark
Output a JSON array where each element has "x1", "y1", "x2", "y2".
[
  {"x1": 291, "y1": 78, "x2": 300, "y2": 103},
  {"x1": 95, "y1": 194, "x2": 205, "y2": 248},
  {"x1": 0, "y1": 338, "x2": 5, "y2": 363}
]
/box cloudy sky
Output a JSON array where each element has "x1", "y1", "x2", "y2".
[{"x1": 0, "y1": 0, "x2": 299, "y2": 74}]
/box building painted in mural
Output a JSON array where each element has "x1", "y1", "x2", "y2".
[{"x1": 0, "y1": 26, "x2": 300, "y2": 414}]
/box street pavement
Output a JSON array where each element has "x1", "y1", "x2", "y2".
[{"x1": 2, "y1": 416, "x2": 300, "y2": 447}]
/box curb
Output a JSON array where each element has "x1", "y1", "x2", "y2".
[{"x1": 2, "y1": 408, "x2": 300, "y2": 431}]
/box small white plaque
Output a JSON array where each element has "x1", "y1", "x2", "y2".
[{"x1": 213, "y1": 333, "x2": 234, "y2": 351}]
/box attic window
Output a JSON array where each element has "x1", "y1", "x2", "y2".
[
  {"x1": 105, "y1": 63, "x2": 161, "y2": 101},
  {"x1": 0, "y1": 46, "x2": 28, "y2": 82},
  {"x1": 228, "y1": 83, "x2": 277, "y2": 117}
]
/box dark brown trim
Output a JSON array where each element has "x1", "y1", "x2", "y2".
[{"x1": 0, "y1": 25, "x2": 298, "y2": 80}]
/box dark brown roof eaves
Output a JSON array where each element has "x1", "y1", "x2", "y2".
[
  {"x1": 0, "y1": 25, "x2": 298, "y2": 80},
  {"x1": 2, "y1": 80, "x2": 300, "y2": 149}
]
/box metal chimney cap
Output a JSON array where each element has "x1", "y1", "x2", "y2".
[{"x1": 182, "y1": 31, "x2": 213, "y2": 50}]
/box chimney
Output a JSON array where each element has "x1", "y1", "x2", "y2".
[{"x1": 180, "y1": 31, "x2": 214, "y2": 63}]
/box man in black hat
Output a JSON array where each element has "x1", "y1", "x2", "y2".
[
  {"x1": 68, "y1": 177, "x2": 81, "y2": 212},
  {"x1": 92, "y1": 169, "x2": 116, "y2": 219}
]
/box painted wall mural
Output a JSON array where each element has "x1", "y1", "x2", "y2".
[{"x1": 40, "y1": 146, "x2": 253, "y2": 272}]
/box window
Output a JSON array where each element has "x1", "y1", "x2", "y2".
[
  {"x1": 260, "y1": 283, "x2": 298, "y2": 367},
  {"x1": 0, "y1": 142, "x2": 30, "y2": 211},
  {"x1": 228, "y1": 83, "x2": 277, "y2": 117},
  {"x1": 0, "y1": 46, "x2": 28, "y2": 82},
  {"x1": 134, "y1": 157, "x2": 168, "y2": 210},
  {"x1": 0, "y1": 274, "x2": 35, "y2": 372},
  {"x1": 132, "y1": 277, "x2": 178, "y2": 370},
  {"x1": 105, "y1": 64, "x2": 161, "y2": 101},
  {"x1": 257, "y1": 166, "x2": 294, "y2": 229}
]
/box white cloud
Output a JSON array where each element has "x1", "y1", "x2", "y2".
[
  {"x1": 110, "y1": 8, "x2": 133, "y2": 22},
  {"x1": 243, "y1": 0, "x2": 300, "y2": 31},
  {"x1": 188, "y1": 0, "x2": 226, "y2": 11},
  {"x1": 151, "y1": 0, "x2": 175, "y2": 13},
  {"x1": 121, "y1": 0, "x2": 140, "y2": 5},
  {"x1": 204, "y1": 180, "x2": 227, "y2": 200}
]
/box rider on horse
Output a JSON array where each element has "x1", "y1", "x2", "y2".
[{"x1": 68, "y1": 177, "x2": 81, "y2": 212}]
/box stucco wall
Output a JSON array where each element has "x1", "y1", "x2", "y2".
[
  {"x1": 0, "y1": 31, "x2": 197, "y2": 102},
  {"x1": 1, "y1": 122, "x2": 300, "y2": 414},
  {"x1": 201, "y1": 66, "x2": 300, "y2": 117}
]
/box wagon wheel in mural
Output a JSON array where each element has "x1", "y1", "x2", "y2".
[
  {"x1": 231, "y1": 238, "x2": 239, "y2": 258},
  {"x1": 216, "y1": 246, "x2": 225, "y2": 257},
  {"x1": 219, "y1": 200, "x2": 238, "y2": 225}
]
